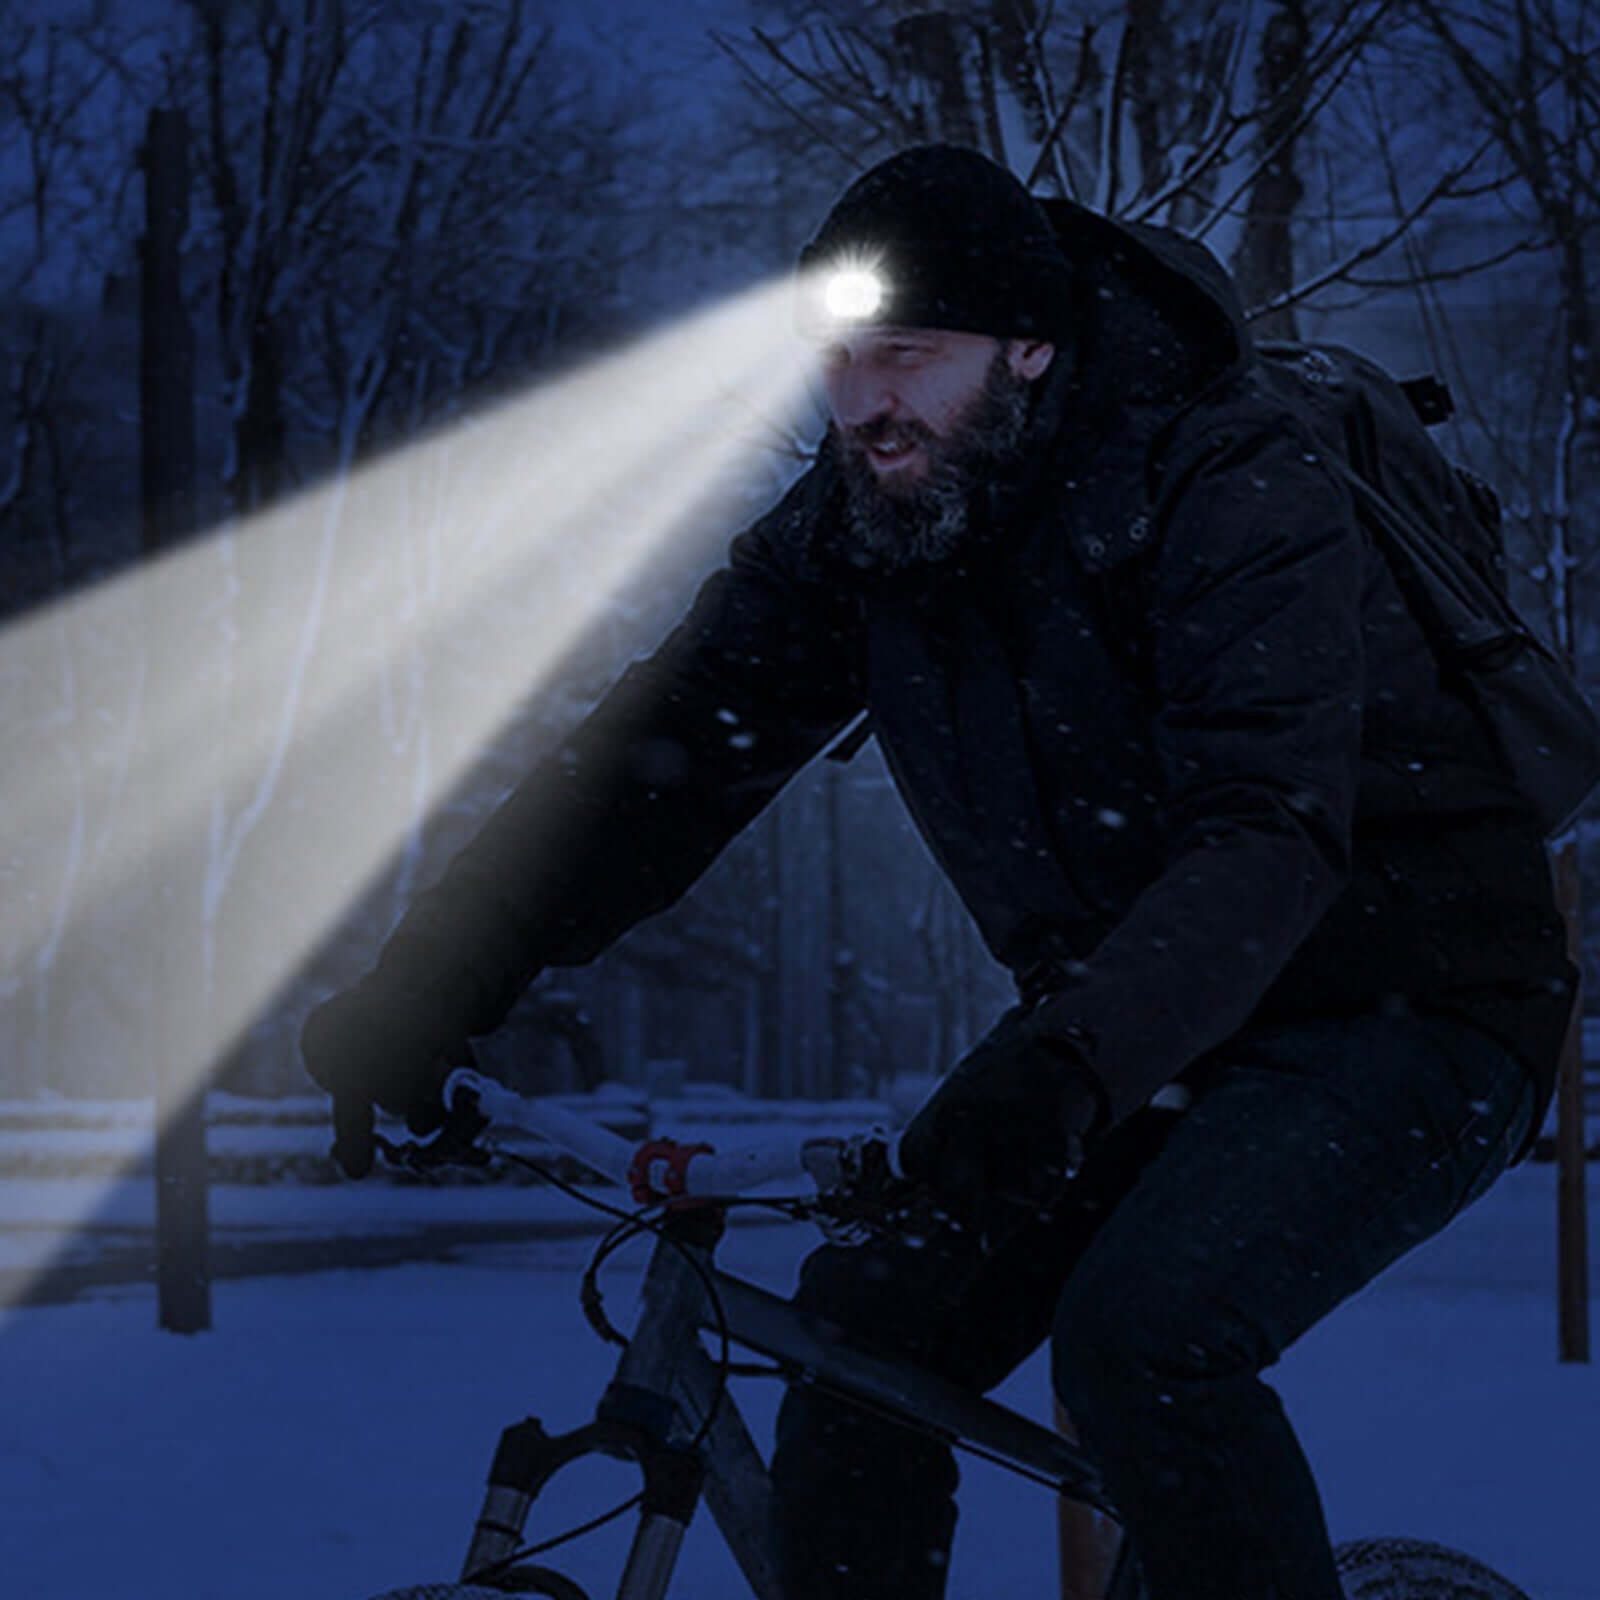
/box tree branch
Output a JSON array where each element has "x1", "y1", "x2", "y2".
[
  {"x1": 1244, "y1": 124, "x2": 1503, "y2": 319},
  {"x1": 709, "y1": 29, "x2": 870, "y2": 168}
]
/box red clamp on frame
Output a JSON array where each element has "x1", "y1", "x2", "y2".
[{"x1": 628, "y1": 1138, "x2": 714, "y2": 1207}]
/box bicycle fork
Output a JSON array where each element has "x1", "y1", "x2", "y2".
[
  {"x1": 458, "y1": 1412, "x2": 706, "y2": 1598},
  {"x1": 459, "y1": 1211, "x2": 784, "y2": 1600}
]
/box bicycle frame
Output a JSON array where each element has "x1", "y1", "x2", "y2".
[
  {"x1": 453, "y1": 1201, "x2": 1138, "y2": 1600},
  {"x1": 372, "y1": 1074, "x2": 1536, "y2": 1600}
]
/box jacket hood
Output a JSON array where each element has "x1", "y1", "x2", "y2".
[
  {"x1": 966, "y1": 196, "x2": 1257, "y2": 580},
  {"x1": 1038, "y1": 195, "x2": 1250, "y2": 414}
]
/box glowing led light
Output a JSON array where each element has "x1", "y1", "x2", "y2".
[{"x1": 823, "y1": 266, "x2": 886, "y2": 322}]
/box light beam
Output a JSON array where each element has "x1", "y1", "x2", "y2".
[{"x1": 0, "y1": 273, "x2": 820, "y2": 1302}]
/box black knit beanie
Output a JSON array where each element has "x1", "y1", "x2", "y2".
[{"x1": 798, "y1": 144, "x2": 1074, "y2": 341}]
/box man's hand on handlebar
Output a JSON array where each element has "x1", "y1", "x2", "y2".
[
  {"x1": 802, "y1": 1133, "x2": 929, "y2": 1246},
  {"x1": 373, "y1": 1085, "x2": 492, "y2": 1176},
  {"x1": 897, "y1": 1007, "x2": 1107, "y2": 1252},
  {"x1": 300, "y1": 983, "x2": 469, "y2": 1178}
]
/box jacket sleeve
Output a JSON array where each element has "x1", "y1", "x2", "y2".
[
  {"x1": 1029, "y1": 418, "x2": 1366, "y2": 1122},
  {"x1": 363, "y1": 459, "x2": 864, "y2": 1040}
]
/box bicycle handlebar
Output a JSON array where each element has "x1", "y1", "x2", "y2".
[
  {"x1": 445, "y1": 1068, "x2": 637, "y2": 1184},
  {"x1": 442, "y1": 1066, "x2": 904, "y2": 1207}
]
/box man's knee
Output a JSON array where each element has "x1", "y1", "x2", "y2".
[
  {"x1": 789, "y1": 1233, "x2": 992, "y2": 1373},
  {"x1": 793, "y1": 1239, "x2": 904, "y2": 1323},
  {"x1": 1051, "y1": 1256, "x2": 1270, "y2": 1427}
]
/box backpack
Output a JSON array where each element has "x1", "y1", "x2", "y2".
[
  {"x1": 824, "y1": 334, "x2": 1600, "y2": 838},
  {"x1": 1240, "y1": 340, "x2": 1600, "y2": 838}
]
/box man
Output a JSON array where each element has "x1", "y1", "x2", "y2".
[{"x1": 303, "y1": 147, "x2": 1575, "y2": 1599}]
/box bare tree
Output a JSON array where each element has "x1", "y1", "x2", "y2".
[
  {"x1": 0, "y1": 3, "x2": 150, "y2": 601},
  {"x1": 1395, "y1": 0, "x2": 1598, "y2": 1363},
  {"x1": 161, "y1": 1, "x2": 649, "y2": 1090},
  {"x1": 0, "y1": 2, "x2": 662, "y2": 1097},
  {"x1": 1404, "y1": 0, "x2": 1598, "y2": 651},
  {"x1": 1231, "y1": 0, "x2": 1311, "y2": 333},
  {"x1": 0, "y1": 5, "x2": 156, "y2": 1095}
]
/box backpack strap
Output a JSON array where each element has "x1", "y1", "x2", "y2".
[{"x1": 1321, "y1": 453, "x2": 1526, "y2": 664}]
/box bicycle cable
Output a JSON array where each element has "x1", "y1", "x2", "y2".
[
  {"x1": 492, "y1": 1144, "x2": 794, "y2": 1378},
  {"x1": 507, "y1": 1152, "x2": 1100, "y2": 1502},
  {"x1": 458, "y1": 1144, "x2": 799, "y2": 1584},
  {"x1": 389, "y1": 1130, "x2": 1080, "y2": 1533}
]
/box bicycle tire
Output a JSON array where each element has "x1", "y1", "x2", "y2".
[
  {"x1": 366, "y1": 1568, "x2": 590, "y2": 1600},
  {"x1": 1335, "y1": 1537, "x2": 1534, "y2": 1600},
  {"x1": 364, "y1": 1589, "x2": 516, "y2": 1599}
]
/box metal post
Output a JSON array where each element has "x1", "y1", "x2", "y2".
[
  {"x1": 825, "y1": 760, "x2": 849, "y2": 1098},
  {"x1": 1552, "y1": 839, "x2": 1590, "y2": 1362},
  {"x1": 139, "y1": 106, "x2": 210, "y2": 1334}
]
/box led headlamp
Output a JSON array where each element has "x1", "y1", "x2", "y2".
[
  {"x1": 797, "y1": 254, "x2": 893, "y2": 340},
  {"x1": 821, "y1": 265, "x2": 887, "y2": 323},
  {"x1": 798, "y1": 146, "x2": 1075, "y2": 343}
]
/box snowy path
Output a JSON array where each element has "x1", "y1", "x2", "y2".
[{"x1": 1, "y1": 1165, "x2": 1596, "y2": 1600}]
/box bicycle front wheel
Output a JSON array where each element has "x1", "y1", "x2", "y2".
[
  {"x1": 1336, "y1": 1537, "x2": 1534, "y2": 1600},
  {"x1": 366, "y1": 1569, "x2": 590, "y2": 1600},
  {"x1": 364, "y1": 1589, "x2": 512, "y2": 1599}
]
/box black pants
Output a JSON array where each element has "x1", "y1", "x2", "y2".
[{"x1": 769, "y1": 1012, "x2": 1536, "y2": 1600}]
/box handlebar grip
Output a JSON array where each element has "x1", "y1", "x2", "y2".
[
  {"x1": 331, "y1": 1092, "x2": 375, "y2": 1179},
  {"x1": 445, "y1": 1066, "x2": 636, "y2": 1187}
]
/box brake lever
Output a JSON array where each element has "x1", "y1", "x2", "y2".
[
  {"x1": 376, "y1": 1087, "x2": 492, "y2": 1176},
  {"x1": 801, "y1": 1132, "x2": 930, "y2": 1246}
]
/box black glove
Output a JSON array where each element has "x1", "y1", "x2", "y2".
[
  {"x1": 897, "y1": 1009, "x2": 1107, "y2": 1248},
  {"x1": 300, "y1": 981, "x2": 464, "y2": 1179}
]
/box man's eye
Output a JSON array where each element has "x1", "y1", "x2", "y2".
[{"x1": 885, "y1": 341, "x2": 932, "y2": 364}]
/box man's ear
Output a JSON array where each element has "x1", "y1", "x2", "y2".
[{"x1": 1006, "y1": 339, "x2": 1055, "y2": 381}]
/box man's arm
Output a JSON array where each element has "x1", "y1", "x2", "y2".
[
  {"x1": 305, "y1": 461, "x2": 863, "y2": 1145},
  {"x1": 1028, "y1": 416, "x2": 1366, "y2": 1122},
  {"x1": 381, "y1": 477, "x2": 862, "y2": 1024}
]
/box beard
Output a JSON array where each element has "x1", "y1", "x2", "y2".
[{"x1": 835, "y1": 349, "x2": 1035, "y2": 575}]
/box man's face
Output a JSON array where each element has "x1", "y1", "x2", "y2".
[{"x1": 819, "y1": 326, "x2": 1054, "y2": 572}]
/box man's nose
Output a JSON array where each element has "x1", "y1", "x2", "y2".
[{"x1": 826, "y1": 361, "x2": 898, "y2": 430}]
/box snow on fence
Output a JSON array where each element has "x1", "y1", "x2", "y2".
[{"x1": 0, "y1": 1083, "x2": 901, "y2": 1183}]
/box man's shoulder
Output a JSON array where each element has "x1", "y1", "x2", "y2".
[{"x1": 1154, "y1": 366, "x2": 1307, "y2": 471}]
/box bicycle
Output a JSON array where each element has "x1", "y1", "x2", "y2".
[{"x1": 361, "y1": 1068, "x2": 1536, "y2": 1600}]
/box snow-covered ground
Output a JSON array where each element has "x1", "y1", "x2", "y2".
[{"x1": 1, "y1": 1155, "x2": 1597, "y2": 1600}]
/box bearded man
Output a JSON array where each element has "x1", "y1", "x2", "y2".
[{"x1": 303, "y1": 146, "x2": 1574, "y2": 1600}]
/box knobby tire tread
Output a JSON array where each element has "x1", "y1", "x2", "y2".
[
  {"x1": 364, "y1": 1588, "x2": 514, "y2": 1599},
  {"x1": 1335, "y1": 1537, "x2": 1535, "y2": 1600},
  {"x1": 365, "y1": 1575, "x2": 588, "y2": 1600}
]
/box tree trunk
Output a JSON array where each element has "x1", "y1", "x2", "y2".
[
  {"x1": 757, "y1": 804, "x2": 786, "y2": 1098},
  {"x1": 892, "y1": 7, "x2": 980, "y2": 146},
  {"x1": 1552, "y1": 839, "x2": 1589, "y2": 1363},
  {"x1": 139, "y1": 105, "x2": 210, "y2": 1335},
  {"x1": 1231, "y1": 0, "x2": 1308, "y2": 335},
  {"x1": 825, "y1": 761, "x2": 852, "y2": 1098},
  {"x1": 1553, "y1": 233, "x2": 1596, "y2": 1364},
  {"x1": 1123, "y1": 0, "x2": 1170, "y2": 196}
]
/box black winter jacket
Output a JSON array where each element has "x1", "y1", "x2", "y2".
[{"x1": 365, "y1": 203, "x2": 1576, "y2": 1133}]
